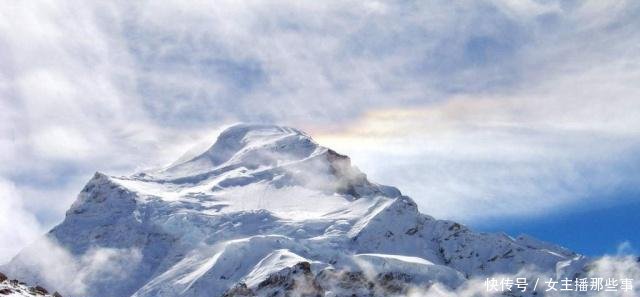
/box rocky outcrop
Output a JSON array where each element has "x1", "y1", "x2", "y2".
[{"x1": 0, "y1": 273, "x2": 60, "y2": 297}]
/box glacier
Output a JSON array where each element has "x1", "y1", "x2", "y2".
[{"x1": 2, "y1": 124, "x2": 591, "y2": 297}]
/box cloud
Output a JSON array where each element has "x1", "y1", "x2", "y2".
[
  {"x1": 616, "y1": 242, "x2": 637, "y2": 256},
  {"x1": 312, "y1": 90, "x2": 640, "y2": 221},
  {"x1": 5, "y1": 237, "x2": 142, "y2": 296},
  {"x1": 0, "y1": 178, "x2": 42, "y2": 263},
  {"x1": 0, "y1": 0, "x2": 231, "y2": 264},
  {"x1": 1, "y1": 0, "x2": 640, "y2": 261},
  {"x1": 406, "y1": 256, "x2": 640, "y2": 297}
]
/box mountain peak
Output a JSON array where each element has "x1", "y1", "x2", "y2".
[
  {"x1": 149, "y1": 124, "x2": 321, "y2": 180},
  {"x1": 211, "y1": 124, "x2": 310, "y2": 150},
  {"x1": 218, "y1": 123, "x2": 308, "y2": 139},
  {"x1": 200, "y1": 123, "x2": 314, "y2": 164},
  {"x1": 136, "y1": 123, "x2": 399, "y2": 198}
]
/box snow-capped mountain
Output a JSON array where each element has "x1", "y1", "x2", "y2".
[{"x1": 3, "y1": 124, "x2": 588, "y2": 297}]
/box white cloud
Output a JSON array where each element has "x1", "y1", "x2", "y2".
[
  {"x1": 0, "y1": 178, "x2": 43, "y2": 263},
  {"x1": 6, "y1": 237, "x2": 142, "y2": 296},
  {"x1": 312, "y1": 86, "x2": 640, "y2": 221},
  {"x1": 581, "y1": 256, "x2": 640, "y2": 296},
  {"x1": 617, "y1": 242, "x2": 637, "y2": 256},
  {"x1": 410, "y1": 256, "x2": 640, "y2": 297}
]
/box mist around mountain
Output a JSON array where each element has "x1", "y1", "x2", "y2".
[{"x1": 1, "y1": 124, "x2": 638, "y2": 297}]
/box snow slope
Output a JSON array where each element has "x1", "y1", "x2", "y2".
[{"x1": 3, "y1": 124, "x2": 589, "y2": 297}]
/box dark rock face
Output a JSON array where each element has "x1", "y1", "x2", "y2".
[
  {"x1": 257, "y1": 262, "x2": 323, "y2": 297},
  {"x1": 222, "y1": 283, "x2": 254, "y2": 297},
  {"x1": 0, "y1": 273, "x2": 57, "y2": 297},
  {"x1": 224, "y1": 262, "x2": 322, "y2": 297},
  {"x1": 31, "y1": 285, "x2": 49, "y2": 295},
  {"x1": 315, "y1": 270, "x2": 423, "y2": 296},
  {"x1": 223, "y1": 262, "x2": 433, "y2": 297},
  {"x1": 0, "y1": 288, "x2": 14, "y2": 295}
]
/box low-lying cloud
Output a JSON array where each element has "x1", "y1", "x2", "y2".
[
  {"x1": 409, "y1": 256, "x2": 640, "y2": 297},
  {"x1": 5, "y1": 237, "x2": 142, "y2": 296},
  {"x1": 0, "y1": 178, "x2": 42, "y2": 263}
]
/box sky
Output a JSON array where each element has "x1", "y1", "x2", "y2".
[{"x1": 0, "y1": 0, "x2": 639, "y2": 262}]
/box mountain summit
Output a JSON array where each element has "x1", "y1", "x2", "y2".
[
  {"x1": 3, "y1": 124, "x2": 588, "y2": 297},
  {"x1": 155, "y1": 124, "x2": 321, "y2": 179}
]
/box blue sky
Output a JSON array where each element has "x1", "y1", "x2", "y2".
[
  {"x1": 1, "y1": 0, "x2": 639, "y2": 262},
  {"x1": 477, "y1": 199, "x2": 640, "y2": 256}
]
